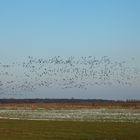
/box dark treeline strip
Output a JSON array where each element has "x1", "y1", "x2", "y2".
[{"x1": 0, "y1": 99, "x2": 139, "y2": 104}]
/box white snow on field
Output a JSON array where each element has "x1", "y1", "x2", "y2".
[{"x1": 0, "y1": 109, "x2": 140, "y2": 122}]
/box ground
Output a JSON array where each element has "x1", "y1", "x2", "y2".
[
  {"x1": 0, "y1": 102, "x2": 140, "y2": 140},
  {"x1": 0, "y1": 119, "x2": 140, "y2": 140}
]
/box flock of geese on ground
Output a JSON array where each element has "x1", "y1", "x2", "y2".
[{"x1": 0, "y1": 56, "x2": 140, "y2": 95}]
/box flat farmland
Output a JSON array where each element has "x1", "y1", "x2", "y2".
[
  {"x1": 0, "y1": 102, "x2": 140, "y2": 140},
  {"x1": 0, "y1": 119, "x2": 140, "y2": 140},
  {"x1": 0, "y1": 102, "x2": 140, "y2": 122},
  {"x1": 0, "y1": 102, "x2": 140, "y2": 110}
]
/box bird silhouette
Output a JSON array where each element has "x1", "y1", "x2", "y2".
[{"x1": 0, "y1": 56, "x2": 139, "y2": 96}]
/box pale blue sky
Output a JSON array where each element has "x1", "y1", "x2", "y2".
[
  {"x1": 0, "y1": 0, "x2": 140, "y2": 60},
  {"x1": 0, "y1": 0, "x2": 140, "y2": 99}
]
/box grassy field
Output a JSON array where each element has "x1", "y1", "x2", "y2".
[{"x1": 0, "y1": 119, "x2": 140, "y2": 140}]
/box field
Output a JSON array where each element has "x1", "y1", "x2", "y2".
[
  {"x1": 0, "y1": 102, "x2": 140, "y2": 110},
  {"x1": 0, "y1": 119, "x2": 140, "y2": 140},
  {"x1": 0, "y1": 102, "x2": 140, "y2": 122},
  {"x1": 0, "y1": 109, "x2": 140, "y2": 122},
  {"x1": 0, "y1": 102, "x2": 140, "y2": 140}
]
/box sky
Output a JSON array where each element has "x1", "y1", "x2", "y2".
[{"x1": 0, "y1": 0, "x2": 140, "y2": 99}]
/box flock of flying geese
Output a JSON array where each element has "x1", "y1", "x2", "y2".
[{"x1": 0, "y1": 56, "x2": 139, "y2": 95}]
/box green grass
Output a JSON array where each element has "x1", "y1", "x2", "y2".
[{"x1": 0, "y1": 119, "x2": 140, "y2": 140}]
